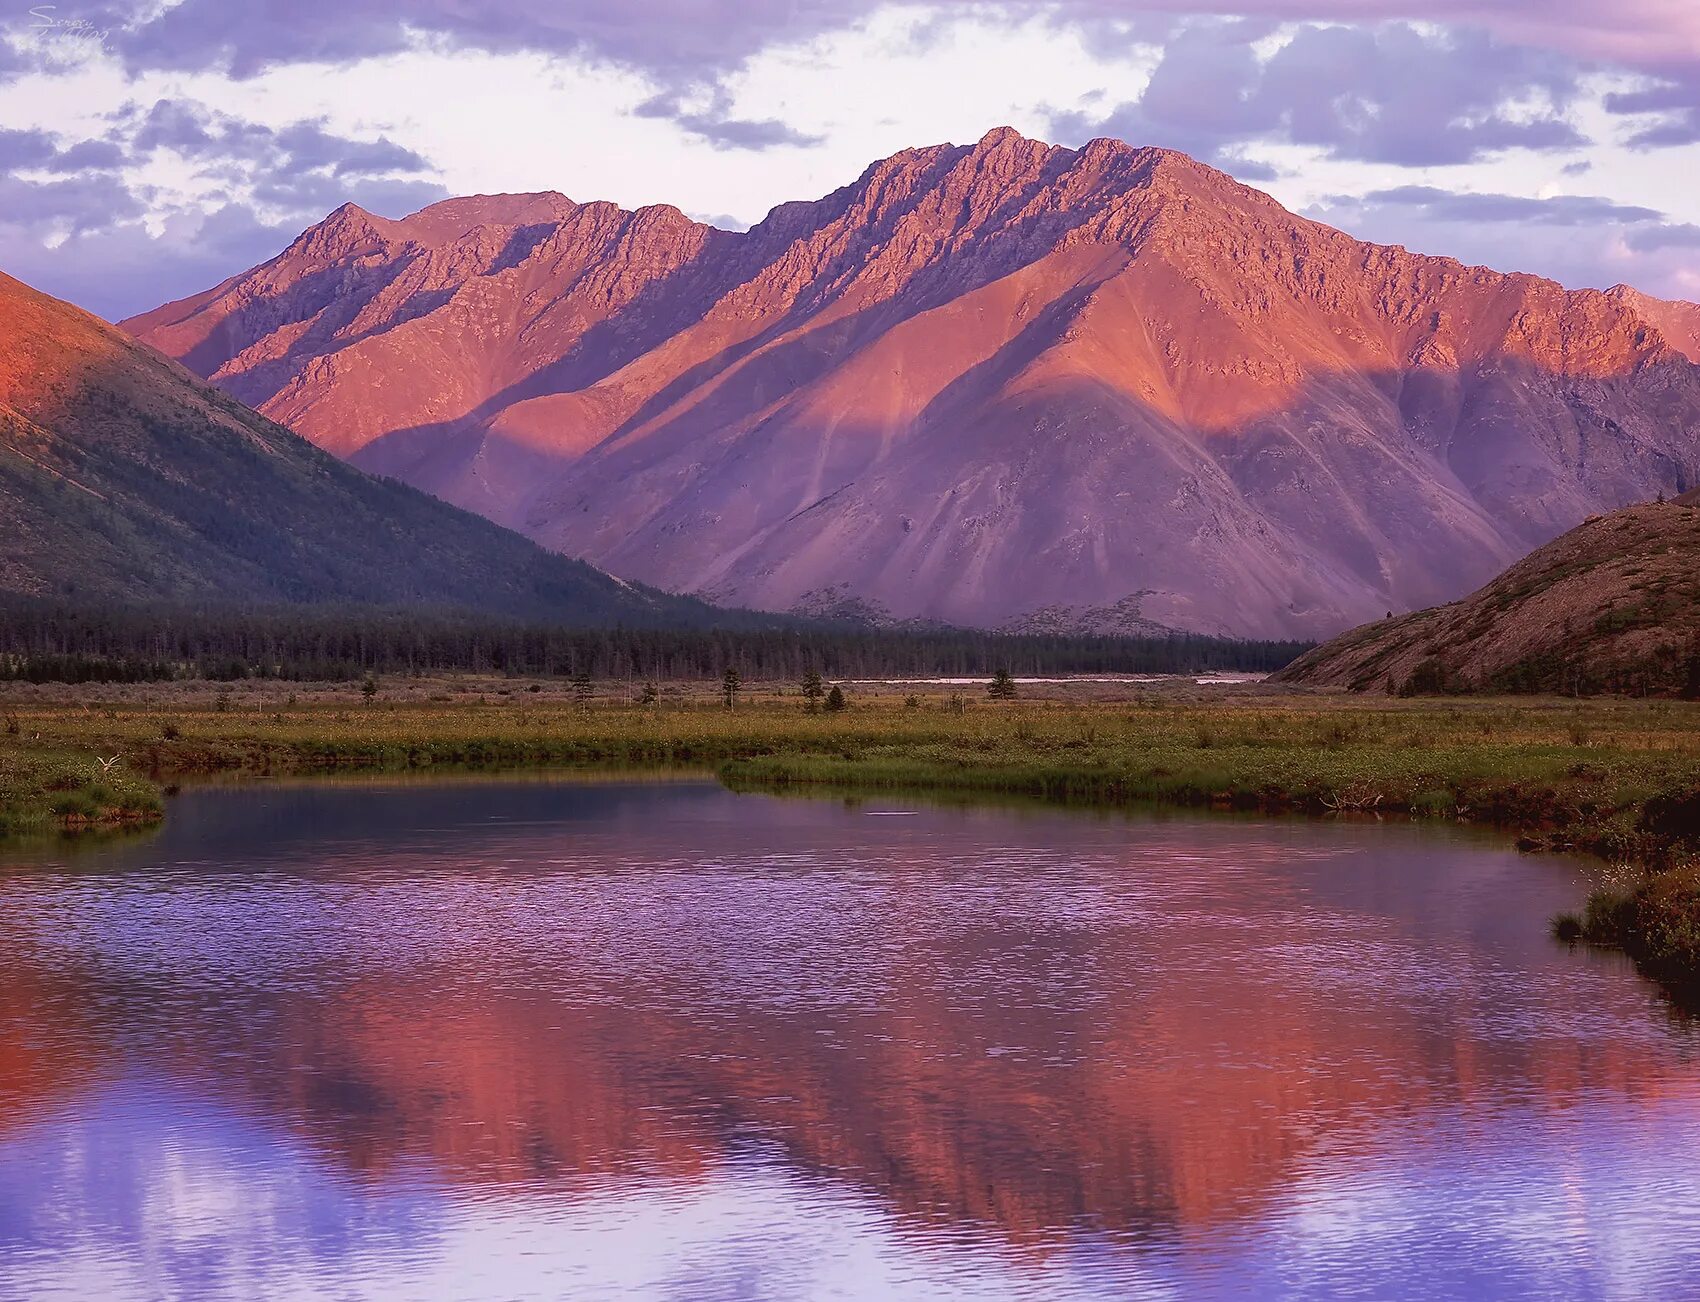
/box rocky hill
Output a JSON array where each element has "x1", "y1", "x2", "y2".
[
  {"x1": 0, "y1": 269, "x2": 728, "y2": 624},
  {"x1": 126, "y1": 128, "x2": 1700, "y2": 638},
  {"x1": 1274, "y1": 496, "x2": 1700, "y2": 695}
]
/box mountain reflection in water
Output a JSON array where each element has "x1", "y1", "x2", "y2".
[{"x1": 0, "y1": 778, "x2": 1697, "y2": 1300}]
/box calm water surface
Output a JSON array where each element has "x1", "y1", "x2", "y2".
[{"x1": 1, "y1": 777, "x2": 1698, "y2": 1300}]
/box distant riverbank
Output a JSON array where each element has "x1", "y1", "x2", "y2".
[{"x1": 3, "y1": 675, "x2": 1697, "y2": 995}]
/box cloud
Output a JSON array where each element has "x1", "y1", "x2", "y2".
[
  {"x1": 1625, "y1": 222, "x2": 1700, "y2": 251},
  {"x1": 0, "y1": 127, "x2": 60, "y2": 169},
  {"x1": 0, "y1": 169, "x2": 143, "y2": 233},
  {"x1": 1306, "y1": 185, "x2": 1700, "y2": 299},
  {"x1": 118, "y1": 99, "x2": 433, "y2": 180},
  {"x1": 1342, "y1": 186, "x2": 1665, "y2": 227},
  {"x1": 0, "y1": 95, "x2": 446, "y2": 317},
  {"x1": 1051, "y1": 20, "x2": 1585, "y2": 168},
  {"x1": 64, "y1": 0, "x2": 830, "y2": 82},
  {"x1": 247, "y1": 173, "x2": 448, "y2": 218},
  {"x1": 0, "y1": 204, "x2": 301, "y2": 320},
  {"x1": 633, "y1": 91, "x2": 822, "y2": 151},
  {"x1": 1604, "y1": 79, "x2": 1700, "y2": 148},
  {"x1": 36, "y1": 2, "x2": 1696, "y2": 85}
]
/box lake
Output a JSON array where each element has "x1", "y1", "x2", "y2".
[{"x1": 1, "y1": 777, "x2": 1697, "y2": 1300}]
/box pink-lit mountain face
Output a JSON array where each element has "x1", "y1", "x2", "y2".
[{"x1": 126, "y1": 128, "x2": 1700, "y2": 639}]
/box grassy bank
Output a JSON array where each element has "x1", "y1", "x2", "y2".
[
  {"x1": 0, "y1": 744, "x2": 163, "y2": 839},
  {"x1": 3, "y1": 676, "x2": 1698, "y2": 988}
]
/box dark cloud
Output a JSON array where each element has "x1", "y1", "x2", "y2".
[
  {"x1": 0, "y1": 96, "x2": 444, "y2": 318},
  {"x1": 248, "y1": 174, "x2": 449, "y2": 217},
  {"x1": 634, "y1": 91, "x2": 822, "y2": 151},
  {"x1": 12, "y1": 3, "x2": 1692, "y2": 164},
  {"x1": 118, "y1": 100, "x2": 431, "y2": 180},
  {"x1": 41, "y1": 2, "x2": 1692, "y2": 86},
  {"x1": 47, "y1": 139, "x2": 126, "y2": 172},
  {"x1": 0, "y1": 170, "x2": 143, "y2": 233},
  {"x1": 71, "y1": 0, "x2": 831, "y2": 81},
  {"x1": 0, "y1": 128, "x2": 59, "y2": 169},
  {"x1": 1304, "y1": 185, "x2": 1700, "y2": 300},
  {"x1": 0, "y1": 204, "x2": 300, "y2": 320},
  {"x1": 1052, "y1": 20, "x2": 1585, "y2": 168},
  {"x1": 1604, "y1": 78, "x2": 1700, "y2": 148},
  {"x1": 1625, "y1": 222, "x2": 1700, "y2": 251},
  {"x1": 1343, "y1": 186, "x2": 1664, "y2": 227},
  {"x1": 0, "y1": 128, "x2": 119, "y2": 174}
]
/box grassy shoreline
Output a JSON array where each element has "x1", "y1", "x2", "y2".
[{"x1": 3, "y1": 676, "x2": 1698, "y2": 992}]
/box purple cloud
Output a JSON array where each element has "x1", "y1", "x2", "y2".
[
  {"x1": 1052, "y1": 20, "x2": 1586, "y2": 168},
  {"x1": 10, "y1": 3, "x2": 1692, "y2": 166},
  {"x1": 1307, "y1": 185, "x2": 1700, "y2": 300},
  {"x1": 0, "y1": 169, "x2": 142, "y2": 234},
  {"x1": 0, "y1": 96, "x2": 446, "y2": 319},
  {"x1": 634, "y1": 91, "x2": 823, "y2": 151},
  {"x1": 1604, "y1": 77, "x2": 1700, "y2": 148},
  {"x1": 1626, "y1": 223, "x2": 1700, "y2": 251},
  {"x1": 0, "y1": 204, "x2": 300, "y2": 319},
  {"x1": 1346, "y1": 186, "x2": 1664, "y2": 227}
]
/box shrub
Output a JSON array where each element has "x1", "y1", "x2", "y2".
[{"x1": 1640, "y1": 789, "x2": 1700, "y2": 846}]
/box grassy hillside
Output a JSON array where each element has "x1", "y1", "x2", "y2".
[
  {"x1": 1276, "y1": 499, "x2": 1700, "y2": 696},
  {"x1": 0, "y1": 270, "x2": 729, "y2": 625}
]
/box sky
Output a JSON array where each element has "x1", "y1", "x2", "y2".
[{"x1": 2, "y1": 1, "x2": 1699, "y2": 321}]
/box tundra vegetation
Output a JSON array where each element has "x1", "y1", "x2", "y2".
[{"x1": 2, "y1": 677, "x2": 1697, "y2": 996}]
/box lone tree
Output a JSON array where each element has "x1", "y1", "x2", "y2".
[
  {"x1": 571, "y1": 670, "x2": 593, "y2": 709},
  {"x1": 638, "y1": 680, "x2": 660, "y2": 707},
  {"x1": 800, "y1": 669, "x2": 825, "y2": 712},
  {"x1": 722, "y1": 665, "x2": 743, "y2": 709},
  {"x1": 824, "y1": 683, "x2": 847, "y2": 712},
  {"x1": 987, "y1": 668, "x2": 1018, "y2": 700},
  {"x1": 361, "y1": 672, "x2": 379, "y2": 705}
]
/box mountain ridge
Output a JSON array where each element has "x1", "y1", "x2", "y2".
[
  {"x1": 0, "y1": 267, "x2": 738, "y2": 625},
  {"x1": 125, "y1": 128, "x2": 1700, "y2": 638}
]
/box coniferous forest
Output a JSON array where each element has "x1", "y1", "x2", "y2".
[{"x1": 0, "y1": 601, "x2": 1308, "y2": 684}]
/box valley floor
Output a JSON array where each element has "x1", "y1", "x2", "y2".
[{"x1": 3, "y1": 676, "x2": 1698, "y2": 995}]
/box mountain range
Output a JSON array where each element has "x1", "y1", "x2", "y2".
[
  {"x1": 0, "y1": 269, "x2": 725, "y2": 625},
  {"x1": 121, "y1": 128, "x2": 1700, "y2": 638}
]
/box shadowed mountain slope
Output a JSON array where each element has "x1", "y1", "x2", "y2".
[
  {"x1": 128, "y1": 128, "x2": 1700, "y2": 638},
  {"x1": 0, "y1": 269, "x2": 730, "y2": 624}
]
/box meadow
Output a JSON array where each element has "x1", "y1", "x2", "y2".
[{"x1": 3, "y1": 674, "x2": 1698, "y2": 991}]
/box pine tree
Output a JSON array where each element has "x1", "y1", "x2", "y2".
[
  {"x1": 571, "y1": 670, "x2": 593, "y2": 708},
  {"x1": 824, "y1": 683, "x2": 846, "y2": 712},
  {"x1": 987, "y1": 668, "x2": 1017, "y2": 700},
  {"x1": 361, "y1": 672, "x2": 379, "y2": 704},
  {"x1": 1683, "y1": 644, "x2": 1700, "y2": 701},
  {"x1": 722, "y1": 665, "x2": 742, "y2": 709},
  {"x1": 800, "y1": 669, "x2": 825, "y2": 712},
  {"x1": 638, "y1": 680, "x2": 659, "y2": 706}
]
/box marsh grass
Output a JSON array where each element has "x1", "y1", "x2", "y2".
[{"x1": 0, "y1": 746, "x2": 162, "y2": 837}]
